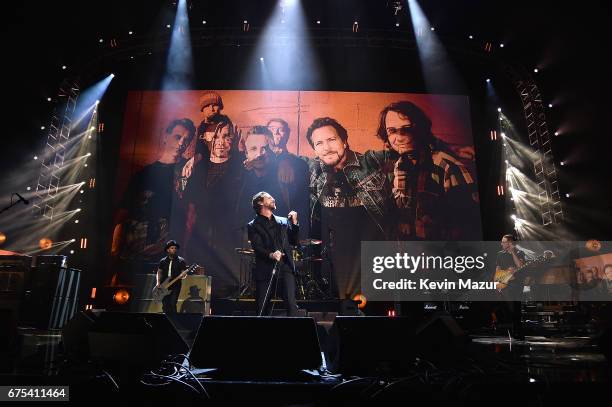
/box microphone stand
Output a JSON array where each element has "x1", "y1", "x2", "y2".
[
  {"x1": 258, "y1": 260, "x2": 279, "y2": 316},
  {"x1": 0, "y1": 193, "x2": 28, "y2": 216}
]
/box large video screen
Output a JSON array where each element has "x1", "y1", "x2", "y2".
[{"x1": 111, "y1": 90, "x2": 482, "y2": 299}]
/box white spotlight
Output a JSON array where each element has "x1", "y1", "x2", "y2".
[
  {"x1": 244, "y1": 20, "x2": 248, "y2": 24},
  {"x1": 511, "y1": 215, "x2": 517, "y2": 220},
  {"x1": 70, "y1": 250, "x2": 74, "y2": 254},
  {"x1": 469, "y1": 35, "x2": 474, "y2": 39},
  {"x1": 505, "y1": 160, "x2": 509, "y2": 164},
  {"x1": 548, "y1": 103, "x2": 553, "y2": 108},
  {"x1": 41, "y1": 126, "x2": 45, "y2": 130},
  {"x1": 76, "y1": 208, "x2": 82, "y2": 212},
  {"x1": 33, "y1": 156, "x2": 38, "y2": 160},
  {"x1": 110, "y1": 73, "x2": 115, "y2": 78},
  {"x1": 47, "y1": 97, "x2": 52, "y2": 102},
  {"x1": 260, "y1": 57, "x2": 264, "y2": 62},
  {"x1": 95, "y1": 100, "x2": 100, "y2": 104},
  {"x1": 26, "y1": 186, "x2": 31, "y2": 191},
  {"x1": 80, "y1": 190, "x2": 84, "y2": 194},
  {"x1": 71, "y1": 239, "x2": 76, "y2": 242},
  {"x1": 86, "y1": 152, "x2": 92, "y2": 156},
  {"x1": 497, "y1": 107, "x2": 502, "y2": 112},
  {"x1": 88, "y1": 135, "x2": 92, "y2": 139},
  {"x1": 486, "y1": 78, "x2": 491, "y2": 83},
  {"x1": 99, "y1": 38, "x2": 103, "y2": 43},
  {"x1": 84, "y1": 164, "x2": 88, "y2": 167},
  {"x1": 166, "y1": 24, "x2": 171, "y2": 28},
  {"x1": 560, "y1": 161, "x2": 565, "y2": 166},
  {"x1": 316, "y1": 20, "x2": 321, "y2": 24},
  {"x1": 430, "y1": 27, "x2": 435, "y2": 31},
  {"x1": 75, "y1": 220, "x2": 79, "y2": 224},
  {"x1": 396, "y1": 23, "x2": 400, "y2": 27},
  {"x1": 500, "y1": 43, "x2": 505, "y2": 48},
  {"x1": 128, "y1": 31, "x2": 133, "y2": 35},
  {"x1": 565, "y1": 193, "x2": 570, "y2": 198},
  {"x1": 534, "y1": 68, "x2": 539, "y2": 73},
  {"x1": 202, "y1": 20, "x2": 207, "y2": 24},
  {"x1": 501, "y1": 132, "x2": 506, "y2": 137},
  {"x1": 554, "y1": 131, "x2": 559, "y2": 136},
  {"x1": 354, "y1": 21, "x2": 358, "y2": 25},
  {"x1": 62, "y1": 65, "x2": 67, "y2": 70}
]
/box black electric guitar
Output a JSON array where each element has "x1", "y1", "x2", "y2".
[{"x1": 152, "y1": 263, "x2": 201, "y2": 302}]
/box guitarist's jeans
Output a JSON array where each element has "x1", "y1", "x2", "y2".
[
  {"x1": 162, "y1": 281, "x2": 182, "y2": 314},
  {"x1": 256, "y1": 270, "x2": 298, "y2": 317}
]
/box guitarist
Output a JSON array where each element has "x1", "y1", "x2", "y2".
[
  {"x1": 247, "y1": 191, "x2": 300, "y2": 316},
  {"x1": 155, "y1": 240, "x2": 188, "y2": 314},
  {"x1": 495, "y1": 234, "x2": 526, "y2": 339}
]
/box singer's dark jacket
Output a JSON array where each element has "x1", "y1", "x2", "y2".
[{"x1": 247, "y1": 214, "x2": 299, "y2": 281}]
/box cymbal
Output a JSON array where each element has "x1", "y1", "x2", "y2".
[
  {"x1": 235, "y1": 248, "x2": 254, "y2": 256},
  {"x1": 300, "y1": 239, "x2": 322, "y2": 246}
]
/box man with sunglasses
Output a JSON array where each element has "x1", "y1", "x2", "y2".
[{"x1": 374, "y1": 101, "x2": 481, "y2": 240}]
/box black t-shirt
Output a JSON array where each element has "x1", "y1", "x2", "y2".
[
  {"x1": 319, "y1": 171, "x2": 385, "y2": 243},
  {"x1": 496, "y1": 249, "x2": 526, "y2": 269},
  {"x1": 158, "y1": 255, "x2": 188, "y2": 279}
]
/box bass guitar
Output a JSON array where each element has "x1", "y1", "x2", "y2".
[{"x1": 152, "y1": 263, "x2": 201, "y2": 302}]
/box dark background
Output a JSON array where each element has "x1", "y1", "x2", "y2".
[{"x1": 1, "y1": 1, "x2": 611, "y2": 288}]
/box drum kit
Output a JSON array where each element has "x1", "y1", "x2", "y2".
[{"x1": 235, "y1": 238, "x2": 331, "y2": 300}]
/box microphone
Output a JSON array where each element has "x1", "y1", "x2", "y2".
[{"x1": 15, "y1": 193, "x2": 29, "y2": 205}]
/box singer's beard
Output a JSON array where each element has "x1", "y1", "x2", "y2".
[{"x1": 321, "y1": 151, "x2": 344, "y2": 168}]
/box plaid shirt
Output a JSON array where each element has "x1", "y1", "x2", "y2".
[{"x1": 375, "y1": 146, "x2": 480, "y2": 240}]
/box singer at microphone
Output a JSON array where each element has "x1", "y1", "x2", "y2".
[{"x1": 247, "y1": 191, "x2": 300, "y2": 317}]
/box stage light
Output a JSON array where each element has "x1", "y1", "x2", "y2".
[
  {"x1": 430, "y1": 27, "x2": 435, "y2": 31},
  {"x1": 469, "y1": 35, "x2": 474, "y2": 39},
  {"x1": 202, "y1": 20, "x2": 207, "y2": 24},
  {"x1": 554, "y1": 131, "x2": 559, "y2": 136},
  {"x1": 62, "y1": 65, "x2": 67, "y2": 70},
  {"x1": 486, "y1": 78, "x2": 491, "y2": 83},
  {"x1": 505, "y1": 160, "x2": 509, "y2": 164},
  {"x1": 84, "y1": 163, "x2": 88, "y2": 167},
  {"x1": 565, "y1": 193, "x2": 570, "y2": 198},
  {"x1": 99, "y1": 38, "x2": 103, "y2": 43},
  {"x1": 500, "y1": 43, "x2": 505, "y2": 48},
  {"x1": 511, "y1": 214, "x2": 517, "y2": 220},
  {"x1": 33, "y1": 156, "x2": 38, "y2": 160},
  {"x1": 95, "y1": 100, "x2": 100, "y2": 104},
  {"x1": 316, "y1": 20, "x2": 320, "y2": 24},
  {"x1": 110, "y1": 73, "x2": 115, "y2": 78},
  {"x1": 39, "y1": 238, "x2": 53, "y2": 250},
  {"x1": 40, "y1": 126, "x2": 45, "y2": 130},
  {"x1": 86, "y1": 152, "x2": 92, "y2": 156},
  {"x1": 80, "y1": 190, "x2": 84, "y2": 194},
  {"x1": 548, "y1": 103, "x2": 553, "y2": 108},
  {"x1": 497, "y1": 107, "x2": 502, "y2": 112},
  {"x1": 47, "y1": 97, "x2": 51, "y2": 102},
  {"x1": 352, "y1": 294, "x2": 367, "y2": 309},
  {"x1": 396, "y1": 23, "x2": 400, "y2": 27},
  {"x1": 113, "y1": 289, "x2": 130, "y2": 305},
  {"x1": 501, "y1": 132, "x2": 506, "y2": 137},
  {"x1": 70, "y1": 250, "x2": 74, "y2": 254},
  {"x1": 0, "y1": 233, "x2": 6, "y2": 245},
  {"x1": 71, "y1": 239, "x2": 76, "y2": 242},
  {"x1": 76, "y1": 208, "x2": 82, "y2": 212},
  {"x1": 260, "y1": 57, "x2": 264, "y2": 62},
  {"x1": 560, "y1": 161, "x2": 565, "y2": 166},
  {"x1": 128, "y1": 31, "x2": 133, "y2": 35},
  {"x1": 534, "y1": 68, "x2": 539, "y2": 73},
  {"x1": 529, "y1": 378, "x2": 536, "y2": 383},
  {"x1": 74, "y1": 220, "x2": 79, "y2": 224},
  {"x1": 88, "y1": 135, "x2": 92, "y2": 139},
  {"x1": 244, "y1": 20, "x2": 248, "y2": 24},
  {"x1": 281, "y1": 19, "x2": 285, "y2": 24},
  {"x1": 166, "y1": 24, "x2": 171, "y2": 28},
  {"x1": 26, "y1": 186, "x2": 31, "y2": 191}
]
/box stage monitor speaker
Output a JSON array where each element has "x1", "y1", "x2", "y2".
[
  {"x1": 61, "y1": 310, "x2": 97, "y2": 361},
  {"x1": 0, "y1": 308, "x2": 18, "y2": 372},
  {"x1": 415, "y1": 313, "x2": 468, "y2": 361},
  {"x1": 87, "y1": 312, "x2": 188, "y2": 369},
  {"x1": 329, "y1": 316, "x2": 417, "y2": 376},
  {"x1": 190, "y1": 316, "x2": 322, "y2": 377}
]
